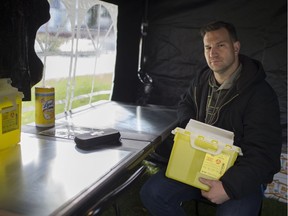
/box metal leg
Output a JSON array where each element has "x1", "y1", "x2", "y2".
[{"x1": 89, "y1": 165, "x2": 147, "y2": 216}]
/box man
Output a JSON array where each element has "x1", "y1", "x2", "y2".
[{"x1": 140, "y1": 21, "x2": 282, "y2": 216}]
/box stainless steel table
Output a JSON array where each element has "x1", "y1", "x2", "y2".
[
  {"x1": 56, "y1": 100, "x2": 177, "y2": 142},
  {"x1": 0, "y1": 101, "x2": 177, "y2": 216}
]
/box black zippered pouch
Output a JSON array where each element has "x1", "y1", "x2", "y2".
[{"x1": 74, "y1": 128, "x2": 121, "y2": 150}]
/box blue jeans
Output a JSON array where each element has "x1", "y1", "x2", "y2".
[{"x1": 140, "y1": 169, "x2": 263, "y2": 216}]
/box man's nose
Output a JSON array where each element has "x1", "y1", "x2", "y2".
[{"x1": 209, "y1": 47, "x2": 218, "y2": 57}]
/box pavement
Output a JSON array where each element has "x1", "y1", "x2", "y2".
[{"x1": 40, "y1": 52, "x2": 115, "y2": 80}]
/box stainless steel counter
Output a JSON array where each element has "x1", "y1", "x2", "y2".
[
  {"x1": 0, "y1": 101, "x2": 177, "y2": 215},
  {"x1": 55, "y1": 101, "x2": 178, "y2": 142}
]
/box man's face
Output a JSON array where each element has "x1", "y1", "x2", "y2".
[{"x1": 203, "y1": 27, "x2": 240, "y2": 75}]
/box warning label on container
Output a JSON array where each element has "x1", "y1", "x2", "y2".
[
  {"x1": 200, "y1": 153, "x2": 230, "y2": 179},
  {"x1": 2, "y1": 106, "x2": 19, "y2": 133}
]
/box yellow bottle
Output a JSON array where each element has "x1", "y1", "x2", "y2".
[
  {"x1": 35, "y1": 87, "x2": 55, "y2": 127},
  {"x1": 0, "y1": 78, "x2": 24, "y2": 150}
]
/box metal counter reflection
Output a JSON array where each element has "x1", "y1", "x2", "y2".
[
  {"x1": 0, "y1": 133, "x2": 132, "y2": 215},
  {"x1": 2, "y1": 101, "x2": 177, "y2": 215},
  {"x1": 57, "y1": 101, "x2": 177, "y2": 140}
]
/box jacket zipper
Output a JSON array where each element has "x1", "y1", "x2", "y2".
[{"x1": 193, "y1": 86, "x2": 199, "y2": 120}]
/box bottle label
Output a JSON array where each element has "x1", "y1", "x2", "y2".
[
  {"x1": 2, "y1": 105, "x2": 19, "y2": 133},
  {"x1": 200, "y1": 153, "x2": 230, "y2": 179},
  {"x1": 35, "y1": 88, "x2": 55, "y2": 127}
]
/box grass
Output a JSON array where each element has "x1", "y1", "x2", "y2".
[{"x1": 21, "y1": 74, "x2": 113, "y2": 125}]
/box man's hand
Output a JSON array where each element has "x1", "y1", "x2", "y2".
[{"x1": 199, "y1": 177, "x2": 230, "y2": 204}]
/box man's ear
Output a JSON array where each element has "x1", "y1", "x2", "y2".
[{"x1": 234, "y1": 41, "x2": 241, "y2": 54}]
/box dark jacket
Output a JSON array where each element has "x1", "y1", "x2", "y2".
[{"x1": 177, "y1": 54, "x2": 282, "y2": 199}]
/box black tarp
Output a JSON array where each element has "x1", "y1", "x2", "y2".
[
  {"x1": 107, "y1": 0, "x2": 287, "y2": 149},
  {"x1": 0, "y1": 0, "x2": 50, "y2": 100},
  {"x1": 110, "y1": 0, "x2": 286, "y2": 104}
]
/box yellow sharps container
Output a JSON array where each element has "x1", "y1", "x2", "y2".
[
  {"x1": 0, "y1": 78, "x2": 24, "y2": 151},
  {"x1": 166, "y1": 120, "x2": 242, "y2": 191}
]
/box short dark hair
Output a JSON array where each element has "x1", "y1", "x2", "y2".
[{"x1": 200, "y1": 21, "x2": 238, "y2": 42}]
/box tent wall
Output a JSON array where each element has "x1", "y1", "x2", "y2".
[
  {"x1": 110, "y1": 1, "x2": 144, "y2": 102},
  {"x1": 111, "y1": 0, "x2": 286, "y2": 107},
  {"x1": 110, "y1": 0, "x2": 287, "y2": 151},
  {"x1": 144, "y1": 0, "x2": 286, "y2": 107}
]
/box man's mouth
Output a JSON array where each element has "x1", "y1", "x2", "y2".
[{"x1": 210, "y1": 60, "x2": 221, "y2": 64}]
